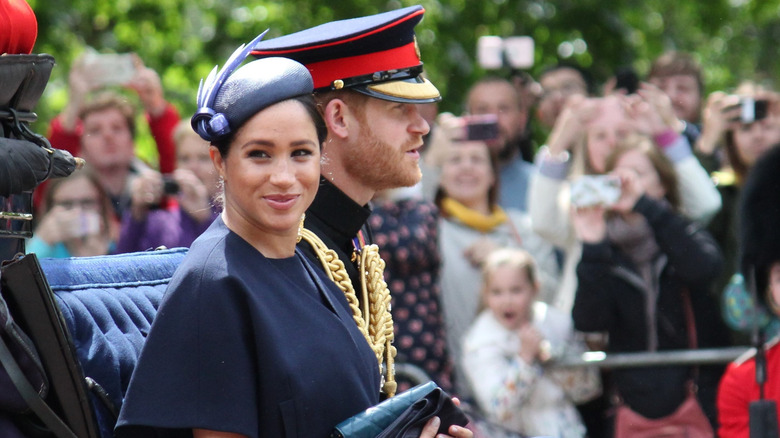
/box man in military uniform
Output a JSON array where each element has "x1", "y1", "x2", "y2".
[
  {"x1": 251, "y1": 11, "x2": 472, "y2": 437},
  {"x1": 252, "y1": 5, "x2": 439, "y2": 290}
]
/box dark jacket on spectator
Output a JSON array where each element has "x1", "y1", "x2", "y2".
[{"x1": 573, "y1": 195, "x2": 729, "y2": 424}]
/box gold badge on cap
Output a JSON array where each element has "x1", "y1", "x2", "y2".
[
  {"x1": 414, "y1": 36, "x2": 421, "y2": 61},
  {"x1": 333, "y1": 79, "x2": 345, "y2": 90}
]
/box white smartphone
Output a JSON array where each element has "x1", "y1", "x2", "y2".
[
  {"x1": 477, "y1": 36, "x2": 504, "y2": 70},
  {"x1": 477, "y1": 35, "x2": 534, "y2": 70},
  {"x1": 75, "y1": 211, "x2": 101, "y2": 238},
  {"x1": 82, "y1": 52, "x2": 136, "y2": 86},
  {"x1": 570, "y1": 175, "x2": 621, "y2": 208},
  {"x1": 503, "y1": 36, "x2": 534, "y2": 69}
]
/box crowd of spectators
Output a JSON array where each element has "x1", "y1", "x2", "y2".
[{"x1": 27, "y1": 43, "x2": 780, "y2": 437}]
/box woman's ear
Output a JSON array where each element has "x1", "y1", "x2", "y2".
[
  {"x1": 209, "y1": 146, "x2": 225, "y2": 179},
  {"x1": 322, "y1": 99, "x2": 352, "y2": 140}
]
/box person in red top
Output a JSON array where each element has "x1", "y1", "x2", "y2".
[
  {"x1": 47, "y1": 53, "x2": 178, "y2": 172},
  {"x1": 42, "y1": 53, "x2": 179, "y2": 216},
  {"x1": 717, "y1": 145, "x2": 780, "y2": 437}
]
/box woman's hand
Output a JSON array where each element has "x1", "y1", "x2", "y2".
[
  {"x1": 610, "y1": 167, "x2": 645, "y2": 213},
  {"x1": 129, "y1": 170, "x2": 165, "y2": 220},
  {"x1": 61, "y1": 54, "x2": 105, "y2": 131},
  {"x1": 34, "y1": 206, "x2": 87, "y2": 245},
  {"x1": 636, "y1": 82, "x2": 682, "y2": 134},
  {"x1": 419, "y1": 397, "x2": 473, "y2": 438},
  {"x1": 172, "y1": 168, "x2": 214, "y2": 223},
  {"x1": 463, "y1": 236, "x2": 500, "y2": 268},
  {"x1": 696, "y1": 91, "x2": 741, "y2": 155},
  {"x1": 625, "y1": 85, "x2": 675, "y2": 137},
  {"x1": 571, "y1": 205, "x2": 607, "y2": 244},
  {"x1": 126, "y1": 56, "x2": 168, "y2": 117},
  {"x1": 546, "y1": 95, "x2": 598, "y2": 155}
]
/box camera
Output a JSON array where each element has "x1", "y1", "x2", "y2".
[
  {"x1": 614, "y1": 67, "x2": 639, "y2": 95},
  {"x1": 162, "y1": 176, "x2": 180, "y2": 195},
  {"x1": 464, "y1": 114, "x2": 500, "y2": 141},
  {"x1": 570, "y1": 175, "x2": 621, "y2": 208},
  {"x1": 477, "y1": 36, "x2": 534, "y2": 70},
  {"x1": 448, "y1": 114, "x2": 500, "y2": 142},
  {"x1": 739, "y1": 97, "x2": 769, "y2": 124}
]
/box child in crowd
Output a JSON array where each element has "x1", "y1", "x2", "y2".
[
  {"x1": 461, "y1": 248, "x2": 599, "y2": 438},
  {"x1": 27, "y1": 167, "x2": 118, "y2": 258}
]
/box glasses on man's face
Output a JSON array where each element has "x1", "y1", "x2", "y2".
[
  {"x1": 541, "y1": 81, "x2": 587, "y2": 100},
  {"x1": 53, "y1": 198, "x2": 99, "y2": 210}
]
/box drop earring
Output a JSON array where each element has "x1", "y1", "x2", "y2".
[{"x1": 296, "y1": 213, "x2": 306, "y2": 243}]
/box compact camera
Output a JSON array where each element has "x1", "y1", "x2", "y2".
[
  {"x1": 464, "y1": 114, "x2": 500, "y2": 141},
  {"x1": 570, "y1": 175, "x2": 621, "y2": 208},
  {"x1": 738, "y1": 97, "x2": 769, "y2": 124},
  {"x1": 162, "y1": 176, "x2": 180, "y2": 195},
  {"x1": 448, "y1": 114, "x2": 500, "y2": 142}
]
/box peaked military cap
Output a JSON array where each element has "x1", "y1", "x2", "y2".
[{"x1": 250, "y1": 5, "x2": 440, "y2": 104}]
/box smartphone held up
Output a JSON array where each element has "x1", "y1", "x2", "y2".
[
  {"x1": 570, "y1": 175, "x2": 621, "y2": 208},
  {"x1": 477, "y1": 35, "x2": 534, "y2": 70},
  {"x1": 80, "y1": 50, "x2": 137, "y2": 86}
]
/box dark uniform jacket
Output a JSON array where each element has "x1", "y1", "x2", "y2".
[{"x1": 299, "y1": 177, "x2": 372, "y2": 290}]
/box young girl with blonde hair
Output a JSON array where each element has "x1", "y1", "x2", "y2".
[{"x1": 461, "y1": 247, "x2": 599, "y2": 438}]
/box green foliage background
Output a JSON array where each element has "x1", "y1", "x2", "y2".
[{"x1": 26, "y1": 0, "x2": 780, "y2": 163}]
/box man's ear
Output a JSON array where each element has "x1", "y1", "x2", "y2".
[{"x1": 322, "y1": 98, "x2": 353, "y2": 140}]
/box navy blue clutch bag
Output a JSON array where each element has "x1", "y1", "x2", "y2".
[{"x1": 330, "y1": 381, "x2": 469, "y2": 438}]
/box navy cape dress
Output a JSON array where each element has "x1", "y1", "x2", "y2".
[{"x1": 115, "y1": 217, "x2": 380, "y2": 438}]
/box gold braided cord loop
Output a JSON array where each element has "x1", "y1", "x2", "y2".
[
  {"x1": 298, "y1": 228, "x2": 397, "y2": 397},
  {"x1": 358, "y1": 244, "x2": 397, "y2": 396},
  {"x1": 299, "y1": 229, "x2": 369, "y2": 342}
]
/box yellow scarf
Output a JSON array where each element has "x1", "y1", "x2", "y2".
[{"x1": 441, "y1": 197, "x2": 508, "y2": 232}]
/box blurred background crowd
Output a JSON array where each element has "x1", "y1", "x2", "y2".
[{"x1": 9, "y1": 1, "x2": 780, "y2": 437}]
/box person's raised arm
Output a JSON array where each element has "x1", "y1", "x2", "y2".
[
  {"x1": 126, "y1": 57, "x2": 180, "y2": 174},
  {"x1": 630, "y1": 84, "x2": 722, "y2": 224},
  {"x1": 529, "y1": 96, "x2": 597, "y2": 247}
]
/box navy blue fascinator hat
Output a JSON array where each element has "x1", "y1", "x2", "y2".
[{"x1": 192, "y1": 31, "x2": 314, "y2": 142}]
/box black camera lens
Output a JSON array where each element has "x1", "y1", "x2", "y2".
[{"x1": 162, "y1": 178, "x2": 180, "y2": 195}]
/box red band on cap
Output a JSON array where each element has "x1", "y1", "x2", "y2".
[{"x1": 306, "y1": 42, "x2": 420, "y2": 89}]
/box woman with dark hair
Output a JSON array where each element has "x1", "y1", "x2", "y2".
[
  {"x1": 571, "y1": 135, "x2": 729, "y2": 433},
  {"x1": 115, "y1": 35, "x2": 471, "y2": 438}
]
